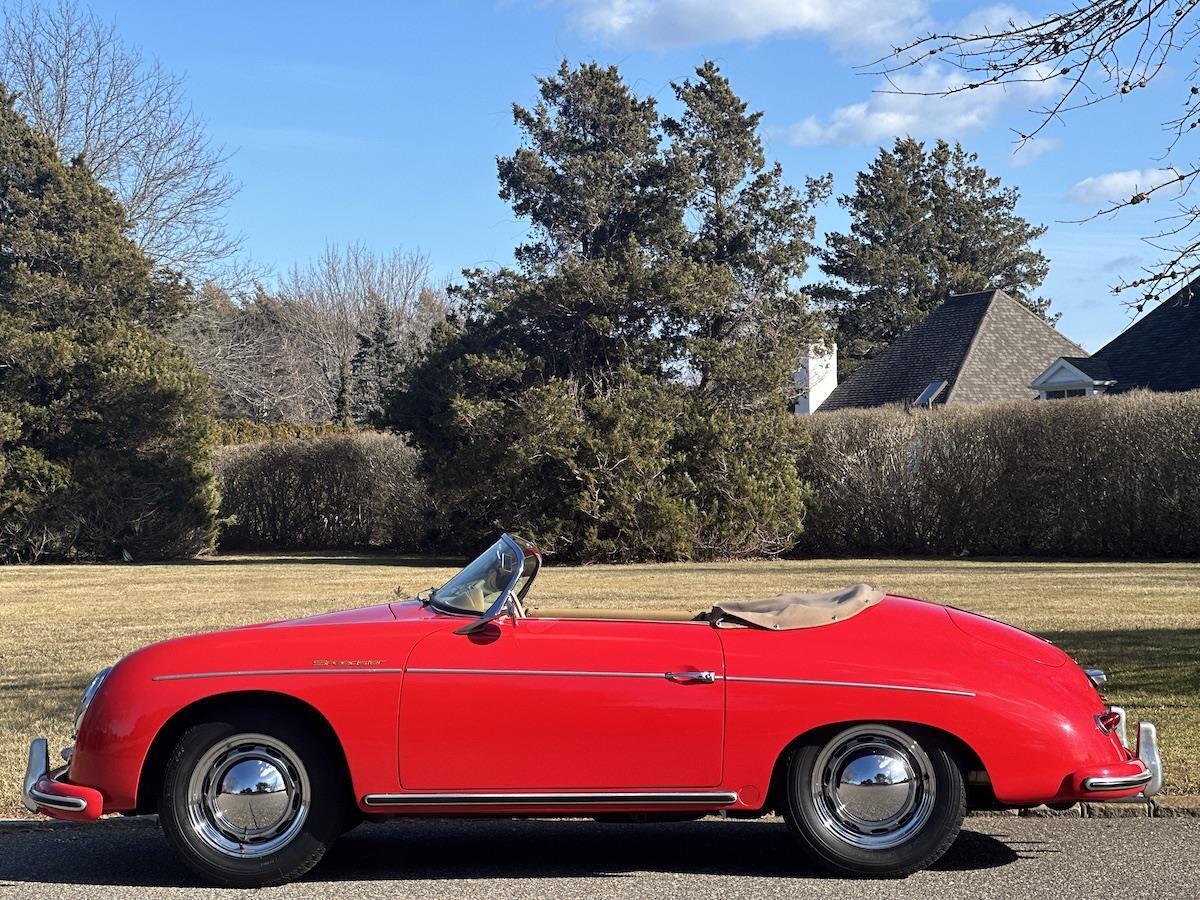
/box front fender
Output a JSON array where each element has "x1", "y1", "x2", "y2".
[{"x1": 69, "y1": 625, "x2": 420, "y2": 812}]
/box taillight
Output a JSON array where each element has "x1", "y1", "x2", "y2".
[{"x1": 1096, "y1": 711, "x2": 1123, "y2": 733}]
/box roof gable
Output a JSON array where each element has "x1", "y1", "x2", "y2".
[
  {"x1": 1030, "y1": 357, "x2": 1115, "y2": 390},
  {"x1": 949, "y1": 292, "x2": 1087, "y2": 404},
  {"x1": 821, "y1": 290, "x2": 1084, "y2": 410}
]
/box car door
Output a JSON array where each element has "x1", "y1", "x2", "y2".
[{"x1": 398, "y1": 615, "x2": 725, "y2": 790}]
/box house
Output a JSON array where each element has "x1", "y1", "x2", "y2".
[
  {"x1": 1031, "y1": 279, "x2": 1200, "y2": 398},
  {"x1": 800, "y1": 289, "x2": 1086, "y2": 412}
]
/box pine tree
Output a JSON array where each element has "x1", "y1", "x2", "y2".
[
  {"x1": 815, "y1": 137, "x2": 1051, "y2": 376},
  {"x1": 0, "y1": 86, "x2": 216, "y2": 561},
  {"x1": 350, "y1": 301, "x2": 401, "y2": 427},
  {"x1": 390, "y1": 61, "x2": 823, "y2": 560},
  {"x1": 666, "y1": 61, "x2": 832, "y2": 409}
]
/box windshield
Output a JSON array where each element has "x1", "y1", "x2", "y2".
[{"x1": 431, "y1": 537, "x2": 524, "y2": 615}]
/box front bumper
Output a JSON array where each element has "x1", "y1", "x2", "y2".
[
  {"x1": 22, "y1": 738, "x2": 104, "y2": 821},
  {"x1": 1074, "y1": 712, "x2": 1163, "y2": 798}
]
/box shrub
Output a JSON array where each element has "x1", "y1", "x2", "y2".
[
  {"x1": 396, "y1": 362, "x2": 811, "y2": 562},
  {"x1": 214, "y1": 433, "x2": 426, "y2": 551},
  {"x1": 213, "y1": 418, "x2": 352, "y2": 447},
  {"x1": 801, "y1": 391, "x2": 1200, "y2": 558}
]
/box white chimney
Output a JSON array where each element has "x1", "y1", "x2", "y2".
[{"x1": 795, "y1": 343, "x2": 837, "y2": 414}]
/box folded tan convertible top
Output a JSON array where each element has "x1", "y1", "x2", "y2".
[{"x1": 709, "y1": 583, "x2": 884, "y2": 630}]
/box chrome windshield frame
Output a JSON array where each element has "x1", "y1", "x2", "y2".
[
  {"x1": 429, "y1": 533, "x2": 526, "y2": 626},
  {"x1": 429, "y1": 535, "x2": 528, "y2": 619}
]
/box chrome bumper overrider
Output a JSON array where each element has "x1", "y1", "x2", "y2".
[
  {"x1": 22, "y1": 738, "x2": 87, "y2": 813},
  {"x1": 1081, "y1": 711, "x2": 1163, "y2": 797}
]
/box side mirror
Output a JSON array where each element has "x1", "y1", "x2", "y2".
[{"x1": 454, "y1": 596, "x2": 517, "y2": 635}]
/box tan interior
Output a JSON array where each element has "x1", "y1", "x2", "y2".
[
  {"x1": 524, "y1": 583, "x2": 884, "y2": 630},
  {"x1": 525, "y1": 607, "x2": 704, "y2": 622}
]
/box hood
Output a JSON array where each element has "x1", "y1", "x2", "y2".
[
  {"x1": 946, "y1": 607, "x2": 1068, "y2": 667},
  {"x1": 233, "y1": 601, "x2": 400, "y2": 630},
  {"x1": 114, "y1": 600, "x2": 433, "y2": 679}
]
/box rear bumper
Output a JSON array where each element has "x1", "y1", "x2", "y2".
[
  {"x1": 1072, "y1": 715, "x2": 1163, "y2": 799},
  {"x1": 22, "y1": 738, "x2": 104, "y2": 821}
]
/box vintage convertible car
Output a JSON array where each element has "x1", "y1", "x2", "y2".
[{"x1": 24, "y1": 534, "x2": 1161, "y2": 886}]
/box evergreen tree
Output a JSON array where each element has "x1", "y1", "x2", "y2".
[
  {"x1": 815, "y1": 137, "x2": 1051, "y2": 376},
  {"x1": 390, "y1": 61, "x2": 823, "y2": 560},
  {"x1": 350, "y1": 300, "x2": 402, "y2": 427},
  {"x1": 666, "y1": 61, "x2": 832, "y2": 409},
  {"x1": 0, "y1": 86, "x2": 216, "y2": 561}
]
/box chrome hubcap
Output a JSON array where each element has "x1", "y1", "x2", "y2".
[
  {"x1": 810, "y1": 724, "x2": 936, "y2": 850},
  {"x1": 186, "y1": 734, "x2": 309, "y2": 858}
]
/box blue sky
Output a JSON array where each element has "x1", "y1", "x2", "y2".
[{"x1": 84, "y1": 0, "x2": 1193, "y2": 350}]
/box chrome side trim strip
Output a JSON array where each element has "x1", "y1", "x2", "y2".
[
  {"x1": 725, "y1": 676, "x2": 975, "y2": 698},
  {"x1": 153, "y1": 668, "x2": 405, "y2": 682},
  {"x1": 1081, "y1": 770, "x2": 1153, "y2": 791},
  {"x1": 362, "y1": 791, "x2": 739, "y2": 808},
  {"x1": 152, "y1": 668, "x2": 971, "y2": 697},
  {"x1": 405, "y1": 667, "x2": 670, "y2": 680}
]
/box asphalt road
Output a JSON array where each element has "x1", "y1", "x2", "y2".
[{"x1": 0, "y1": 815, "x2": 1196, "y2": 900}]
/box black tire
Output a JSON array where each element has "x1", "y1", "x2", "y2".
[
  {"x1": 783, "y1": 723, "x2": 965, "y2": 878},
  {"x1": 158, "y1": 707, "x2": 347, "y2": 888}
]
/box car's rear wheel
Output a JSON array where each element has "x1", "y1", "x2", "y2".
[
  {"x1": 783, "y1": 723, "x2": 964, "y2": 877},
  {"x1": 159, "y1": 708, "x2": 346, "y2": 887}
]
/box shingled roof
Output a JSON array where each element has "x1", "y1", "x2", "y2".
[
  {"x1": 1086, "y1": 280, "x2": 1200, "y2": 393},
  {"x1": 1059, "y1": 355, "x2": 1115, "y2": 382},
  {"x1": 820, "y1": 289, "x2": 1086, "y2": 411}
]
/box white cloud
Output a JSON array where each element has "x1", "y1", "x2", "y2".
[
  {"x1": 776, "y1": 5, "x2": 1063, "y2": 149},
  {"x1": 549, "y1": 2, "x2": 1063, "y2": 154},
  {"x1": 557, "y1": 0, "x2": 927, "y2": 49},
  {"x1": 786, "y1": 64, "x2": 1046, "y2": 146},
  {"x1": 1066, "y1": 168, "x2": 1182, "y2": 206}
]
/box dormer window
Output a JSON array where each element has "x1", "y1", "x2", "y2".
[
  {"x1": 1043, "y1": 388, "x2": 1087, "y2": 400},
  {"x1": 1030, "y1": 357, "x2": 1115, "y2": 400}
]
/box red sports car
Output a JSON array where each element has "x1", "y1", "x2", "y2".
[{"x1": 24, "y1": 533, "x2": 1161, "y2": 886}]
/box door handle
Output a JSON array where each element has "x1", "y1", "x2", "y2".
[{"x1": 665, "y1": 671, "x2": 716, "y2": 684}]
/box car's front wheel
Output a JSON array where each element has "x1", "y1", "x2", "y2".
[
  {"x1": 783, "y1": 723, "x2": 965, "y2": 877},
  {"x1": 158, "y1": 708, "x2": 346, "y2": 887}
]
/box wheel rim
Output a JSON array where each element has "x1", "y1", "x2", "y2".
[
  {"x1": 809, "y1": 724, "x2": 936, "y2": 850},
  {"x1": 186, "y1": 733, "x2": 310, "y2": 859}
]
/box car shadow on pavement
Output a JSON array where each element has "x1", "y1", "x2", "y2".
[{"x1": 0, "y1": 817, "x2": 1020, "y2": 888}]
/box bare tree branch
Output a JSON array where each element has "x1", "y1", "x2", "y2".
[
  {"x1": 874, "y1": 1, "x2": 1200, "y2": 310},
  {"x1": 176, "y1": 245, "x2": 451, "y2": 423},
  {"x1": 1, "y1": 0, "x2": 240, "y2": 276}
]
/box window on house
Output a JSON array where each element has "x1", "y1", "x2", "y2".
[{"x1": 1044, "y1": 389, "x2": 1086, "y2": 399}]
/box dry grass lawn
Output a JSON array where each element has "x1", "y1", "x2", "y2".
[{"x1": 1, "y1": 553, "x2": 1197, "y2": 819}]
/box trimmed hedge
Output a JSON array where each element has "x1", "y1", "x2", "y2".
[
  {"x1": 212, "y1": 391, "x2": 1200, "y2": 560},
  {"x1": 213, "y1": 418, "x2": 353, "y2": 447},
  {"x1": 214, "y1": 433, "x2": 426, "y2": 551},
  {"x1": 800, "y1": 390, "x2": 1200, "y2": 558}
]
